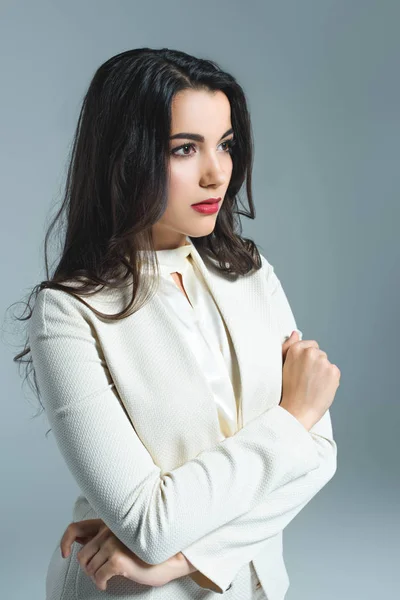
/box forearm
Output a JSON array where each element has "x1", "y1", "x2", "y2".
[
  {"x1": 177, "y1": 410, "x2": 337, "y2": 594},
  {"x1": 165, "y1": 552, "x2": 223, "y2": 591},
  {"x1": 164, "y1": 552, "x2": 198, "y2": 583}
]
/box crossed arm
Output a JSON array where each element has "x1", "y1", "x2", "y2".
[
  {"x1": 29, "y1": 256, "x2": 336, "y2": 596},
  {"x1": 176, "y1": 259, "x2": 337, "y2": 593}
]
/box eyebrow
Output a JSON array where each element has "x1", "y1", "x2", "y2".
[{"x1": 169, "y1": 127, "x2": 234, "y2": 143}]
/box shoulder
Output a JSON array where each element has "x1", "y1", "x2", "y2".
[
  {"x1": 29, "y1": 287, "x2": 90, "y2": 341},
  {"x1": 258, "y1": 252, "x2": 279, "y2": 291},
  {"x1": 259, "y1": 252, "x2": 273, "y2": 273}
]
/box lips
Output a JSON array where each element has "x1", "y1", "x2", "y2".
[{"x1": 192, "y1": 197, "x2": 221, "y2": 206}]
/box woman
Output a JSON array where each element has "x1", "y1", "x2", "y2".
[{"x1": 16, "y1": 47, "x2": 340, "y2": 599}]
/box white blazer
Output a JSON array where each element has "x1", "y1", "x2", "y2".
[{"x1": 29, "y1": 242, "x2": 337, "y2": 600}]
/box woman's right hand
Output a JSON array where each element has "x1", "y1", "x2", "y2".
[{"x1": 280, "y1": 331, "x2": 341, "y2": 431}]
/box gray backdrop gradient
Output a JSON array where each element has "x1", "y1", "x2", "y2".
[{"x1": 1, "y1": 1, "x2": 398, "y2": 598}]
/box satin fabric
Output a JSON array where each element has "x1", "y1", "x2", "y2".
[{"x1": 149, "y1": 238, "x2": 242, "y2": 438}]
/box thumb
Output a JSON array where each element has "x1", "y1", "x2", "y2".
[
  {"x1": 60, "y1": 519, "x2": 104, "y2": 558},
  {"x1": 282, "y1": 330, "x2": 300, "y2": 359},
  {"x1": 284, "y1": 330, "x2": 299, "y2": 345}
]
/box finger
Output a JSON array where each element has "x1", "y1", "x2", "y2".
[
  {"x1": 76, "y1": 525, "x2": 112, "y2": 570},
  {"x1": 77, "y1": 536, "x2": 102, "y2": 572},
  {"x1": 60, "y1": 520, "x2": 103, "y2": 558},
  {"x1": 75, "y1": 535, "x2": 95, "y2": 545},
  {"x1": 93, "y1": 559, "x2": 124, "y2": 592},
  {"x1": 82, "y1": 547, "x2": 109, "y2": 584},
  {"x1": 282, "y1": 330, "x2": 299, "y2": 359},
  {"x1": 60, "y1": 522, "x2": 92, "y2": 558},
  {"x1": 282, "y1": 330, "x2": 299, "y2": 347}
]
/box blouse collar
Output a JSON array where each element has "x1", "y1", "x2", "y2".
[{"x1": 138, "y1": 236, "x2": 194, "y2": 275}]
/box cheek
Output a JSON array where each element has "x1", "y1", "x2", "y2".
[
  {"x1": 168, "y1": 163, "x2": 196, "y2": 196},
  {"x1": 161, "y1": 166, "x2": 193, "y2": 219}
]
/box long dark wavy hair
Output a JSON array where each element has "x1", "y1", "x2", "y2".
[{"x1": 10, "y1": 46, "x2": 263, "y2": 416}]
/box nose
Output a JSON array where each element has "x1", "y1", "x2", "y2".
[{"x1": 199, "y1": 152, "x2": 230, "y2": 188}]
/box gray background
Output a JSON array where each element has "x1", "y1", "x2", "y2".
[{"x1": 1, "y1": 1, "x2": 398, "y2": 598}]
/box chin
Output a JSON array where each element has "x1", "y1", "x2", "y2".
[{"x1": 186, "y1": 223, "x2": 218, "y2": 238}]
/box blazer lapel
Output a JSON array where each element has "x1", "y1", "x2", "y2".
[{"x1": 182, "y1": 243, "x2": 282, "y2": 427}]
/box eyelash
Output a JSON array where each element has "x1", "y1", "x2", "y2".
[{"x1": 170, "y1": 137, "x2": 237, "y2": 158}]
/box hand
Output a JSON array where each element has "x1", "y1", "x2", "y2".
[
  {"x1": 60, "y1": 518, "x2": 180, "y2": 590},
  {"x1": 280, "y1": 331, "x2": 341, "y2": 430}
]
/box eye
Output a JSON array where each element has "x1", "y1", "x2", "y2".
[
  {"x1": 170, "y1": 143, "x2": 196, "y2": 157},
  {"x1": 220, "y1": 138, "x2": 236, "y2": 153},
  {"x1": 170, "y1": 137, "x2": 237, "y2": 158}
]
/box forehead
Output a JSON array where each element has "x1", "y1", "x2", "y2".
[{"x1": 170, "y1": 89, "x2": 232, "y2": 133}]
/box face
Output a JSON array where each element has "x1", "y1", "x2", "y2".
[{"x1": 151, "y1": 88, "x2": 234, "y2": 250}]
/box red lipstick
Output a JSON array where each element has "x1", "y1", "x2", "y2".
[
  {"x1": 191, "y1": 197, "x2": 221, "y2": 214},
  {"x1": 191, "y1": 197, "x2": 221, "y2": 205}
]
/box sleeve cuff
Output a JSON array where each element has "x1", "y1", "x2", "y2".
[
  {"x1": 259, "y1": 404, "x2": 320, "y2": 472},
  {"x1": 183, "y1": 552, "x2": 233, "y2": 594}
]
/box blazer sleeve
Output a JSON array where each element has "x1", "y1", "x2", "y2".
[
  {"x1": 180, "y1": 257, "x2": 338, "y2": 594},
  {"x1": 28, "y1": 286, "x2": 321, "y2": 568}
]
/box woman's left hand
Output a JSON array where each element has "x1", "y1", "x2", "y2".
[{"x1": 60, "y1": 518, "x2": 178, "y2": 591}]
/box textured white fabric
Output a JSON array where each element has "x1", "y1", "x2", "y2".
[
  {"x1": 29, "y1": 240, "x2": 337, "y2": 600},
  {"x1": 45, "y1": 533, "x2": 267, "y2": 599}
]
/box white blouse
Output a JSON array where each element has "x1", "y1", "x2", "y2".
[{"x1": 150, "y1": 237, "x2": 242, "y2": 439}]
